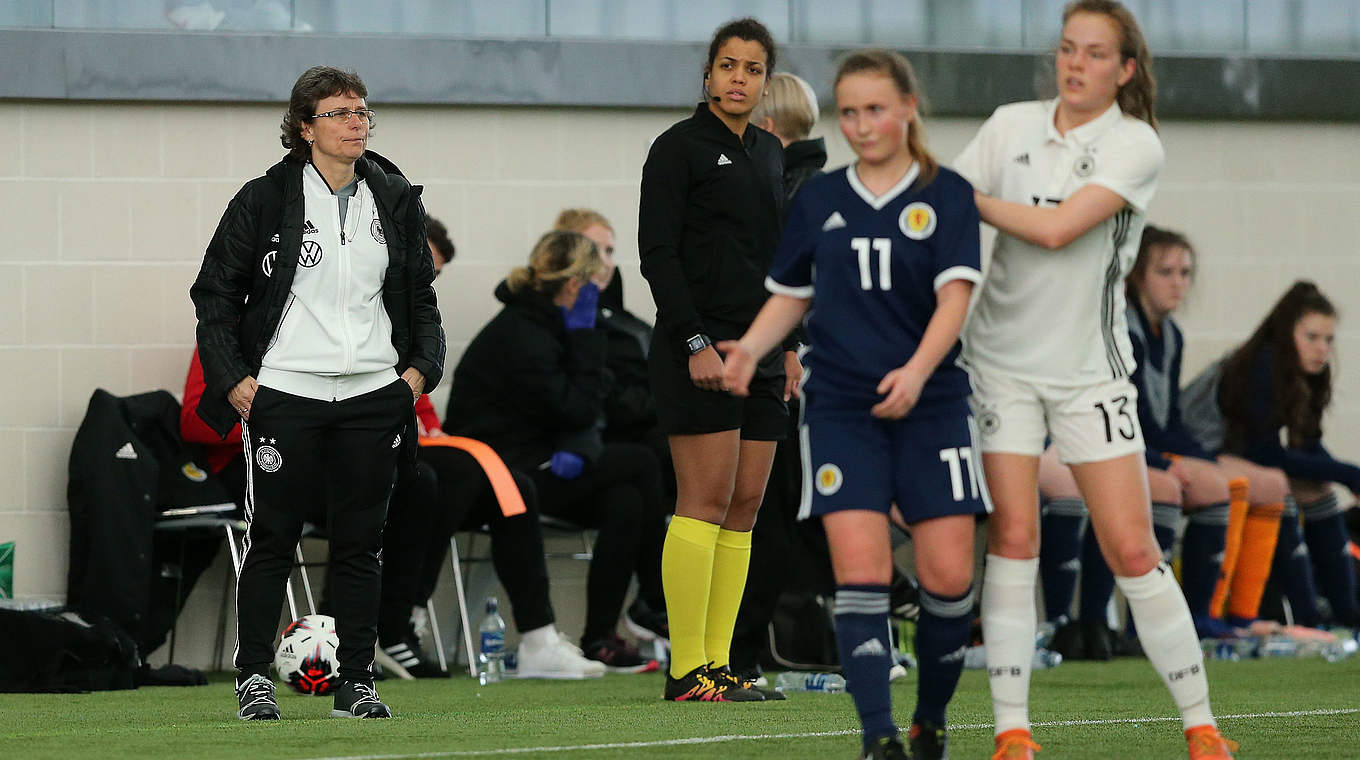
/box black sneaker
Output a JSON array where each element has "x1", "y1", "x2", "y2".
[
  {"x1": 330, "y1": 679, "x2": 392, "y2": 718},
  {"x1": 908, "y1": 721, "x2": 949, "y2": 760},
  {"x1": 862, "y1": 734, "x2": 909, "y2": 760},
  {"x1": 625, "y1": 598, "x2": 670, "y2": 645},
  {"x1": 715, "y1": 664, "x2": 784, "y2": 701},
  {"x1": 1081, "y1": 620, "x2": 1114, "y2": 661},
  {"x1": 235, "y1": 673, "x2": 280, "y2": 721},
  {"x1": 663, "y1": 663, "x2": 764, "y2": 702},
  {"x1": 381, "y1": 637, "x2": 450, "y2": 679},
  {"x1": 584, "y1": 635, "x2": 658, "y2": 673},
  {"x1": 1049, "y1": 619, "x2": 1086, "y2": 660}
]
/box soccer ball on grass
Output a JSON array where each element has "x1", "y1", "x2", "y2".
[{"x1": 274, "y1": 614, "x2": 340, "y2": 695}]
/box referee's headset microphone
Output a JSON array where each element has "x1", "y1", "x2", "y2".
[{"x1": 704, "y1": 71, "x2": 722, "y2": 103}]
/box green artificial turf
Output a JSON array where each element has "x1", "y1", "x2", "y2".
[{"x1": 1, "y1": 657, "x2": 1356, "y2": 759}]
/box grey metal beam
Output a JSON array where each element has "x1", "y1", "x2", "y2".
[{"x1": 2, "y1": 29, "x2": 1357, "y2": 121}]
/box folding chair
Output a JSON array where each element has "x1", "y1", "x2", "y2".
[
  {"x1": 419, "y1": 435, "x2": 530, "y2": 677},
  {"x1": 153, "y1": 503, "x2": 245, "y2": 669}
]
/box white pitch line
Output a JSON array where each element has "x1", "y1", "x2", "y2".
[{"x1": 296, "y1": 707, "x2": 1360, "y2": 760}]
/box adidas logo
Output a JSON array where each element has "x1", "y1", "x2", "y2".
[
  {"x1": 391, "y1": 433, "x2": 402, "y2": 449},
  {"x1": 850, "y1": 638, "x2": 887, "y2": 658},
  {"x1": 822, "y1": 211, "x2": 846, "y2": 231},
  {"x1": 270, "y1": 232, "x2": 280, "y2": 243},
  {"x1": 115, "y1": 442, "x2": 138, "y2": 460},
  {"x1": 1059, "y1": 558, "x2": 1081, "y2": 572},
  {"x1": 302, "y1": 220, "x2": 319, "y2": 235},
  {"x1": 1013, "y1": 152, "x2": 1030, "y2": 165},
  {"x1": 716, "y1": 153, "x2": 732, "y2": 166}
]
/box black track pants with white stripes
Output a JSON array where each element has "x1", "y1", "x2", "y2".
[{"x1": 234, "y1": 379, "x2": 411, "y2": 683}]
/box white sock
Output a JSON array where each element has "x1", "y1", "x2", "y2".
[
  {"x1": 519, "y1": 624, "x2": 558, "y2": 650},
  {"x1": 982, "y1": 554, "x2": 1038, "y2": 735},
  {"x1": 1117, "y1": 564, "x2": 1215, "y2": 731}
]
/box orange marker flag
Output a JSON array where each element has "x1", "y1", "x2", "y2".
[{"x1": 418, "y1": 436, "x2": 527, "y2": 517}]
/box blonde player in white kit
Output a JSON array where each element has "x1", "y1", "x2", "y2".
[{"x1": 952, "y1": 2, "x2": 1236, "y2": 759}]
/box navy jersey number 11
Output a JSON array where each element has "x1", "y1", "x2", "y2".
[{"x1": 766, "y1": 163, "x2": 982, "y2": 411}]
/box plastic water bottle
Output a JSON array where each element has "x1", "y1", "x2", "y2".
[
  {"x1": 478, "y1": 596, "x2": 506, "y2": 685},
  {"x1": 1320, "y1": 636, "x2": 1357, "y2": 663},
  {"x1": 774, "y1": 671, "x2": 846, "y2": 693},
  {"x1": 1258, "y1": 635, "x2": 1298, "y2": 658},
  {"x1": 962, "y1": 645, "x2": 987, "y2": 669},
  {"x1": 1032, "y1": 647, "x2": 1063, "y2": 669},
  {"x1": 1200, "y1": 638, "x2": 1241, "y2": 662},
  {"x1": 962, "y1": 645, "x2": 1061, "y2": 670},
  {"x1": 1036, "y1": 616, "x2": 1066, "y2": 649}
]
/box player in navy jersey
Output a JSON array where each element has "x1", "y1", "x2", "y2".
[{"x1": 723, "y1": 50, "x2": 984, "y2": 760}]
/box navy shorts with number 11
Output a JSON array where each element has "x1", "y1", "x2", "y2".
[{"x1": 800, "y1": 395, "x2": 991, "y2": 523}]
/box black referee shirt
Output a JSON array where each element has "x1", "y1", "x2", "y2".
[{"x1": 638, "y1": 102, "x2": 785, "y2": 352}]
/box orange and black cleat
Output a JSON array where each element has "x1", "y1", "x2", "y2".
[
  {"x1": 663, "y1": 663, "x2": 764, "y2": 702},
  {"x1": 1186, "y1": 724, "x2": 1238, "y2": 759},
  {"x1": 992, "y1": 728, "x2": 1041, "y2": 760}
]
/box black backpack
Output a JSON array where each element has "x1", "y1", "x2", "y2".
[
  {"x1": 0, "y1": 608, "x2": 140, "y2": 693},
  {"x1": 767, "y1": 591, "x2": 840, "y2": 671}
]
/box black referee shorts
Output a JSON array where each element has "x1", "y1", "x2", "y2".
[{"x1": 649, "y1": 333, "x2": 788, "y2": 441}]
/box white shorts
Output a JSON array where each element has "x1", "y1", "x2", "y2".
[{"x1": 968, "y1": 370, "x2": 1145, "y2": 464}]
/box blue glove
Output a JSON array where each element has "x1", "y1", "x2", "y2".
[
  {"x1": 550, "y1": 451, "x2": 585, "y2": 480},
  {"x1": 561, "y1": 282, "x2": 599, "y2": 331}
]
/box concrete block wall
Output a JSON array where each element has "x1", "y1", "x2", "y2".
[{"x1": 1, "y1": 99, "x2": 1355, "y2": 668}]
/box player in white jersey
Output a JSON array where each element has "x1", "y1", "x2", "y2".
[{"x1": 951, "y1": 3, "x2": 1235, "y2": 759}]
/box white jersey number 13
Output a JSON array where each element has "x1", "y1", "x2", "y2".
[{"x1": 852, "y1": 237, "x2": 892, "y2": 291}]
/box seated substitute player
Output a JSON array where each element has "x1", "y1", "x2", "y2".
[
  {"x1": 723, "y1": 49, "x2": 986, "y2": 760},
  {"x1": 1214, "y1": 281, "x2": 1360, "y2": 629}
]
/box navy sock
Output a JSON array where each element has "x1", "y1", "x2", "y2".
[
  {"x1": 1301, "y1": 494, "x2": 1360, "y2": 626},
  {"x1": 1039, "y1": 499, "x2": 1086, "y2": 622},
  {"x1": 1078, "y1": 520, "x2": 1115, "y2": 624},
  {"x1": 834, "y1": 585, "x2": 895, "y2": 751},
  {"x1": 912, "y1": 587, "x2": 973, "y2": 727},
  {"x1": 1182, "y1": 503, "x2": 1229, "y2": 620},
  {"x1": 1274, "y1": 501, "x2": 1321, "y2": 626}
]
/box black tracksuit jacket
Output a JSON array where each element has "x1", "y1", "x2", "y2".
[
  {"x1": 638, "y1": 103, "x2": 789, "y2": 354},
  {"x1": 189, "y1": 151, "x2": 445, "y2": 439},
  {"x1": 445, "y1": 282, "x2": 609, "y2": 470}
]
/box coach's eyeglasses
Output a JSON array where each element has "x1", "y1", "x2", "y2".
[{"x1": 311, "y1": 108, "x2": 376, "y2": 127}]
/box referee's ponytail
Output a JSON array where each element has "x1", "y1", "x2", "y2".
[
  {"x1": 834, "y1": 50, "x2": 938, "y2": 188},
  {"x1": 1063, "y1": 0, "x2": 1157, "y2": 130}
]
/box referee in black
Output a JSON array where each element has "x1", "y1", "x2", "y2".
[{"x1": 639, "y1": 17, "x2": 801, "y2": 702}]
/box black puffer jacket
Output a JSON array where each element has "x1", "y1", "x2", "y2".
[
  {"x1": 598, "y1": 274, "x2": 656, "y2": 440},
  {"x1": 445, "y1": 281, "x2": 608, "y2": 470},
  {"x1": 190, "y1": 151, "x2": 444, "y2": 438},
  {"x1": 782, "y1": 137, "x2": 827, "y2": 210}
]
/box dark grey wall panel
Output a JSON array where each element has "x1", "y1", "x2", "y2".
[
  {"x1": 0, "y1": 30, "x2": 68, "y2": 97},
  {"x1": 2, "y1": 29, "x2": 1357, "y2": 121}
]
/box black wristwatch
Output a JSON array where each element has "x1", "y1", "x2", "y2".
[{"x1": 686, "y1": 333, "x2": 713, "y2": 354}]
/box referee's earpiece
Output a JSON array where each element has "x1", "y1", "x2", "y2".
[{"x1": 704, "y1": 72, "x2": 718, "y2": 103}]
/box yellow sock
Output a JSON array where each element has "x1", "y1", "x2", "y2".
[
  {"x1": 1210, "y1": 477, "x2": 1250, "y2": 618},
  {"x1": 1227, "y1": 502, "x2": 1284, "y2": 621},
  {"x1": 663, "y1": 516, "x2": 721, "y2": 678},
  {"x1": 703, "y1": 528, "x2": 753, "y2": 670}
]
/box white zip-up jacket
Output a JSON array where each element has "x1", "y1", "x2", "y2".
[{"x1": 259, "y1": 165, "x2": 399, "y2": 401}]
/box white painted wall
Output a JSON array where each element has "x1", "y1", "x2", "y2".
[{"x1": 1, "y1": 100, "x2": 1355, "y2": 667}]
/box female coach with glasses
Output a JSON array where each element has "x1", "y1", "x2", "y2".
[{"x1": 191, "y1": 65, "x2": 444, "y2": 721}]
